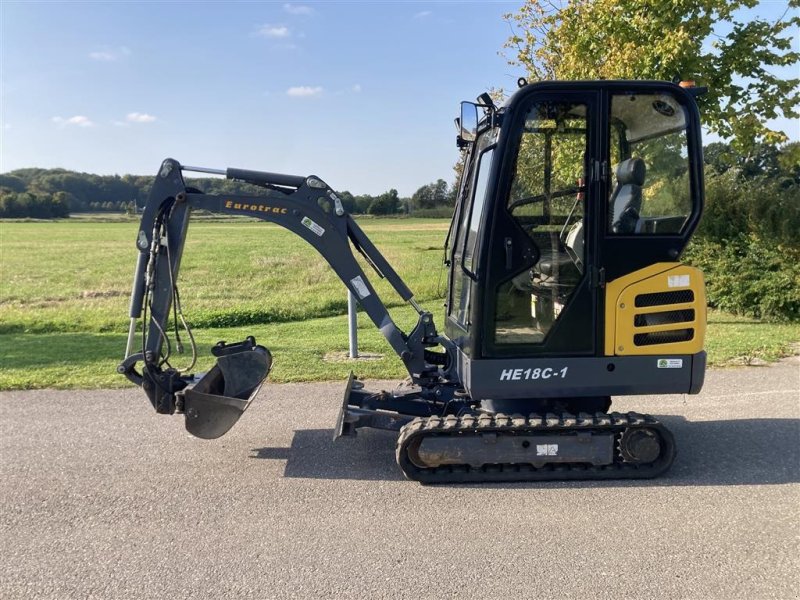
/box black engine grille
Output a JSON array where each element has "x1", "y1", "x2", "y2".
[
  {"x1": 635, "y1": 290, "x2": 695, "y2": 308},
  {"x1": 634, "y1": 309, "x2": 695, "y2": 327},
  {"x1": 634, "y1": 328, "x2": 694, "y2": 346}
]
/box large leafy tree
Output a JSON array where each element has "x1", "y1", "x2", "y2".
[
  {"x1": 504, "y1": 0, "x2": 799, "y2": 152},
  {"x1": 367, "y1": 188, "x2": 401, "y2": 215},
  {"x1": 411, "y1": 179, "x2": 451, "y2": 210}
]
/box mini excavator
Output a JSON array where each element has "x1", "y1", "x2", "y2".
[{"x1": 119, "y1": 80, "x2": 708, "y2": 483}]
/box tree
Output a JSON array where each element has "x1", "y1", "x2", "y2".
[
  {"x1": 777, "y1": 141, "x2": 800, "y2": 185},
  {"x1": 504, "y1": 0, "x2": 799, "y2": 152},
  {"x1": 433, "y1": 179, "x2": 450, "y2": 205},
  {"x1": 704, "y1": 141, "x2": 781, "y2": 177},
  {"x1": 354, "y1": 194, "x2": 375, "y2": 214},
  {"x1": 368, "y1": 189, "x2": 400, "y2": 215},
  {"x1": 410, "y1": 183, "x2": 434, "y2": 211},
  {"x1": 410, "y1": 178, "x2": 454, "y2": 211},
  {"x1": 0, "y1": 174, "x2": 26, "y2": 192},
  {"x1": 51, "y1": 192, "x2": 71, "y2": 218},
  {"x1": 0, "y1": 192, "x2": 21, "y2": 217}
]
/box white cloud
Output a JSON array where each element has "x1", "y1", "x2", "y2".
[
  {"x1": 414, "y1": 10, "x2": 432, "y2": 19},
  {"x1": 52, "y1": 115, "x2": 94, "y2": 127},
  {"x1": 89, "y1": 51, "x2": 116, "y2": 61},
  {"x1": 126, "y1": 112, "x2": 157, "y2": 123},
  {"x1": 352, "y1": 84, "x2": 362, "y2": 93},
  {"x1": 257, "y1": 24, "x2": 290, "y2": 38},
  {"x1": 284, "y1": 4, "x2": 314, "y2": 15},
  {"x1": 286, "y1": 86, "x2": 323, "y2": 97}
]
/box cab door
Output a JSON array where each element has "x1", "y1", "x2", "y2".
[
  {"x1": 598, "y1": 84, "x2": 706, "y2": 356},
  {"x1": 481, "y1": 90, "x2": 601, "y2": 358}
]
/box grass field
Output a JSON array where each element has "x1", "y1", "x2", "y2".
[{"x1": 1, "y1": 218, "x2": 798, "y2": 390}]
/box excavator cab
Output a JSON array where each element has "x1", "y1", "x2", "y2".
[
  {"x1": 445, "y1": 81, "x2": 706, "y2": 411},
  {"x1": 120, "y1": 80, "x2": 708, "y2": 483}
]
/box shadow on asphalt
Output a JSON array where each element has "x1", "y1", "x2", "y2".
[
  {"x1": 252, "y1": 429, "x2": 403, "y2": 481},
  {"x1": 250, "y1": 416, "x2": 800, "y2": 487}
]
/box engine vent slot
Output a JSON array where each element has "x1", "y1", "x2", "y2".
[
  {"x1": 634, "y1": 309, "x2": 695, "y2": 327},
  {"x1": 634, "y1": 328, "x2": 694, "y2": 346},
  {"x1": 635, "y1": 290, "x2": 694, "y2": 307}
]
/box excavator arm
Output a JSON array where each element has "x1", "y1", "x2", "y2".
[{"x1": 119, "y1": 158, "x2": 454, "y2": 438}]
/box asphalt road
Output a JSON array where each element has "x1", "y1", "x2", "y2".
[{"x1": 1, "y1": 359, "x2": 798, "y2": 600}]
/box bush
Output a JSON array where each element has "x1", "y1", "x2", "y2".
[
  {"x1": 687, "y1": 165, "x2": 800, "y2": 321},
  {"x1": 410, "y1": 207, "x2": 455, "y2": 218},
  {"x1": 698, "y1": 168, "x2": 800, "y2": 247},
  {"x1": 685, "y1": 235, "x2": 800, "y2": 321}
]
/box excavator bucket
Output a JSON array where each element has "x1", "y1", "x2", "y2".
[{"x1": 182, "y1": 342, "x2": 272, "y2": 439}]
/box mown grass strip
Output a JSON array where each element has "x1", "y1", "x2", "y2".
[
  {"x1": 1, "y1": 218, "x2": 797, "y2": 390},
  {"x1": 1, "y1": 310, "x2": 797, "y2": 390}
]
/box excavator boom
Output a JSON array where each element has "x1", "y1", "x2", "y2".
[{"x1": 119, "y1": 158, "x2": 455, "y2": 438}]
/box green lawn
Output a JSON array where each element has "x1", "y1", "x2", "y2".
[{"x1": 0, "y1": 218, "x2": 797, "y2": 390}]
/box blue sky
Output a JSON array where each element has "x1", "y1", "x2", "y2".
[{"x1": 1, "y1": 1, "x2": 797, "y2": 196}]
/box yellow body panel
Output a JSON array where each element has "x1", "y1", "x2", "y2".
[{"x1": 604, "y1": 263, "x2": 706, "y2": 356}]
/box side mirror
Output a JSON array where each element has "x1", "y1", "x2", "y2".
[{"x1": 460, "y1": 101, "x2": 479, "y2": 143}]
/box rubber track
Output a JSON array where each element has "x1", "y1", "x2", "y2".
[{"x1": 395, "y1": 411, "x2": 676, "y2": 484}]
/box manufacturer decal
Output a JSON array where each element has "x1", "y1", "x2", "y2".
[
  {"x1": 499, "y1": 367, "x2": 568, "y2": 381},
  {"x1": 657, "y1": 358, "x2": 683, "y2": 369},
  {"x1": 350, "y1": 276, "x2": 371, "y2": 299},
  {"x1": 301, "y1": 216, "x2": 325, "y2": 237},
  {"x1": 224, "y1": 200, "x2": 288, "y2": 215}
]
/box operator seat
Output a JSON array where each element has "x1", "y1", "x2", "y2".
[{"x1": 609, "y1": 158, "x2": 645, "y2": 234}]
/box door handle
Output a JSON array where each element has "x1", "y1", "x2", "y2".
[{"x1": 504, "y1": 237, "x2": 513, "y2": 270}]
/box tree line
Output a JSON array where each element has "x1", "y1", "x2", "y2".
[{"x1": 0, "y1": 168, "x2": 458, "y2": 219}]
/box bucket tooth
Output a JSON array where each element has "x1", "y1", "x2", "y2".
[{"x1": 183, "y1": 345, "x2": 272, "y2": 439}]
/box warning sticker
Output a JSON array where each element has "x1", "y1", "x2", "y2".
[
  {"x1": 657, "y1": 358, "x2": 683, "y2": 369},
  {"x1": 536, "y1": 444, "x2": 558, "y2": 456},
  {"x1": 668, "y1": 274, "x2": 690, "y2": 288},
  {"x1": 301, "y1": 216, "x2": 325, "y2": 237},
  {"x1": 350, "y1": 276, "x2": 371, "y2": 299}
]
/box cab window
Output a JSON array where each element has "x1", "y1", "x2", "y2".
[
  {"x1": 608, "y1": 93, "x2": 693, "y2": 235},
  {"x1": 494, "y1": 100, "x2": 588, "y2": 345}
]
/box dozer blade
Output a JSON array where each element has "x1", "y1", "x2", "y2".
[
  {"x1": 333, "y1": 372, "x2": 359, "y2": 439},
  {"x1": 183, "y1": 344, "x2": 272, "y2": 439}
]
